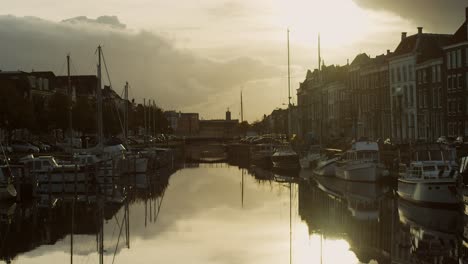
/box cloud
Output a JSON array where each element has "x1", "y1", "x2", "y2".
[
  {"x1": 0, "y1": 15, "x2": 281, "y2": 120},
  {"x1": 352, "y1": 0, "x2": 467, "y2": 32},
  {"x1": 206, "y1": 1, "x2": 249, "y2": 18},
  {"x1": 62, "y1": 15, "x2": 126, "y2": 29}
]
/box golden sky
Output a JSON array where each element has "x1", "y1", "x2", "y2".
[{"x1": 2, "y1": 0, "x2": 466, "y2": 121}]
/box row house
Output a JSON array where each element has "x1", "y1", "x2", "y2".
[
  {"x1": 55, "y1": 75, "x2": 98, "y2": 102},
  {"x1": 297, "y1": 65, "x2": 349, "y2": 144},
  {"x1": 389, "y1": 28, "x2": 451, "y2": 143},
  {"x1": 443, "y1": 8, "x2": 468, "y2": 137},
  {"x1": 348, "y1": 53, "x2": 392, "y2": 140},
  {"x1": 415, "y1": 56, "x2": 444, "y2": 142},
  {"x1": 360, "y1": 53, "x2": 392, "y2": 140}
]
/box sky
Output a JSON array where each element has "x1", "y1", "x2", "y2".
[{"x1": 1, "y1": 0, "x2": 467, "y2": 122}]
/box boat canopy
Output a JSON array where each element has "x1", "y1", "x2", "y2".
[{"x1": 351, "y1": 141, "x2": 379, "y2": 152}]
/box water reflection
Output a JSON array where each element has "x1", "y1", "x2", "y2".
[{"x1": 2, "y1": 164, "x2": 468, "y2": 263}]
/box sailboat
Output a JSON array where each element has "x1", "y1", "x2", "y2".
[{"x1": 271, "y1": 29, "x2": 299, "y2": 172}]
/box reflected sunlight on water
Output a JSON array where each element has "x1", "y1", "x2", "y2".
[{"x1": 12, "y1": 164, "x2": 380, "y2": 264}]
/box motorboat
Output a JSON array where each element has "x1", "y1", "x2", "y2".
[
  {"x1": 313, "y1": 149, "x2": 342, "y2": 177},
  {"x1": 271, "y1": 145, "x2": 299, "y2": 171},
  {"x1": 398, "y1": 149, "x2": 458, "y2": 205},
  {"x1": 335, "y1": 141, "x2": 389, "y2": 182},
  {"x1": 250, "y1": 143, "x2": 276, "y2": 168},
  {"x1": 299, "y1": 145, "x2": 321, "y2": 169}
]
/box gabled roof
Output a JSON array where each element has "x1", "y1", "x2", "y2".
[
  {"x1": 392, "y1": 33, "x2": 452, "y2": 63},
  {"x1": 350, "y1": 53, "x2": 370, "y2": 66},
  {"x1": 449, "y1": 21, "x2": 467, "y2": 44}
]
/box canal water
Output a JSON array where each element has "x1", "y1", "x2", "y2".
[{"x1": 1, "y1": 163, "x2": 465, "y2": 263}]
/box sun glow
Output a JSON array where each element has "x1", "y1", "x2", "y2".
[
  {"x1": 292, "y1": 223, "x2": 358, "y2": 264},
  {"x1": 269, "y1": 0, "x2": 388, "y2": 48}
]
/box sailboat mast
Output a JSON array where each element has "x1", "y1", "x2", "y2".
[
  {"x1": 124, "y1": 82, "x2": 129, "y2": 145},
  {"x1": 318, "y1": 33, "x2": 321, "y2": 72},
  {"x1": 287, "y1": 29, "x2": 291, "y2": 106},
  {"x1": 318, "y1": 34, "x2": 323, "y2": 146},
  {"x1": 97, "y1": 46, "x2": 103, "y2": 148},
  {"x1": 153, "y1": 100, "x2": 156, "y2": 136},
  {"x1": 287, "y1": 29, "x2": 292, "y2": 139},
  {"x1": 67, "y1": 54, "x2": 73, "y2": 150},
  {"x1": 143, "y1": 98, "x2": 147, "y2": 140},
  {"x1": 240, "y1": 89, "x2": 244, "y2": 123}
]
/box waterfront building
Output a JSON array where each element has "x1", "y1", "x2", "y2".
[
  {"x1": 443, "y1": 7, "x2": 468, "y2": 137},
  {"x1": 389, "y1": 28, "x2": 451, "y2": 143}
]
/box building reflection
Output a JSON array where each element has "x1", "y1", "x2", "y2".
[
  {"x1": 299, "y1": 176, "x2": 394, "y2": 263},
  {"x1": 0, "y1": 167, "x2": 174, "y2": 263},
  {"x1": 298, "y1": 175, "x2": 467, "y2": 264}
]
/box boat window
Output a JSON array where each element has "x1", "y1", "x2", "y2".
[
  {"x1": 437, "y1": 165, "x2": 449, "y2": 171},
  {"x1": 34, "y1": 160, "x2": 42, "y2": 170},
  {"x1": 414, "y1": 167, "x2": 423, "y2": 178},
  {"x1": 423, "y1": 166, "x2": 436, "y2": 171}
]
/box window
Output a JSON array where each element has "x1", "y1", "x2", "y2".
[
  {"x1": 397, "y1": 67, "x2": 401, "y2": 82},
  {"x1": 417, "y1": 70, "x2": 421, "y2": 84},
  {"x1": 432, "y1": 66, "x2": 436, "y2": 83},
  {"x1": 437, "y1": 65, "x2": 441, "y2": 82},
  {"x1": 466, "y1": 72, "x2": 468, "y2": 90},
  {"x1": 403, "y1": 85, "x2": 408, "y2": 106},
  {"x1": 459, "y1": 74, "x2": 463, "y2": 88},
  {"x1": 448, "y1": 76, "x2": 452, "y2": 89},
  {"x1": 466, "y1": 48, "x2": 468, "y2": 67},
  {"x1": 447, "y1": 52, "x2": 451, "y2": 69},
  {"x1": 423, "y1": 90, "x2": 428, "y2": 108},
  {"x1": 459, "y1": 98, "x2": 463, "y2": 113},
  {"x1": 438, "y1": 87, "x2": 442, "y2": 108},
  {"x1": 458, "y1": 49, "x2": 462, "y2": 68},
  {"x1": 409, "y1": 85, "x2": 414, "y2": 107},
  {"x1": 391, "y1": 68, "x2": 395, "y2": 83},
  {"x1": 419, "y1": 90, "x2": 423, "y2": 108},
  {"x1": 452, "y1": 51, "x2": 456, "y2": 69},
  {"x1": 453, "y1": 74, "x2": 457, "y2": 89},
  {"x1": 423, "y1": 70, "x2": 427, "y2": 83},
  {"x1": 403, "y1": 65, "x2": 407, "y2": 81},
  {"x1": 409, "y1": 65, "x2": 413, "y2": 80}
]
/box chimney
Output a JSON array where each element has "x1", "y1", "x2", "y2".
[
  {"x1": 401, "y1": 32, "x2": 407, "y2": 41},
  {"x1": 417, "y1": 27, "x2": 423, "y2": 35},
  {"x1": 387, "y1": 49, "x2": 390, "y2": 55},
  {"x1": 226, "y1": 109, "x2": 231, "y2": 121}
]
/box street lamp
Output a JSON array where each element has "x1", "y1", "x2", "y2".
[{"x1": 395, "y1": 87, "x2": 403, "y2": 144}]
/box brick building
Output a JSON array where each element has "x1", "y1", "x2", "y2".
[{"x1": 443, "y1": 7, "x2": 468, "y2": 137}]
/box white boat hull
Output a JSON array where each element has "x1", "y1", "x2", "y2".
[
  {"x1": 397, "y1": 178, "x2": 458, "y2": 205},
  {"x1": 335, "y1": 162, "x2": 388, "y2": 182},
  {"x1": 313, "y1": 159, "x2": 337, "y2": 177}
]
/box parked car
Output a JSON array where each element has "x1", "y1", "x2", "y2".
[{"x1": 10, "y1": 140, "x2": 40, "y2": 153}]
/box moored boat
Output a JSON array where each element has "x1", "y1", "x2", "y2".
[
  {"x1": 335, "y1": 141, "x2": 388, "y2": 182},
  {"x1": 271, "y1": 145, "x2": 299, "y2": 171},
  {"x1": 398, "y1": 158, "x2": 458, "y2": 206},
  {"x1": 299, "y1": 145, "x2": 321, "y2": 169}
]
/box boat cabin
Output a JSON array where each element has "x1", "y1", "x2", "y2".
[
  {"x1": 21, "y1": 156, "x2": 60, "y2": 172},
  {"x1": 342, "y1": 142, "x2": 380, "y2": 162},
  {"x1": 73, "y1": 154, "x2": 100, "y2": 165},
  {"x1": 403, "y1": 161, "x2": 456, "y2": 179}
]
